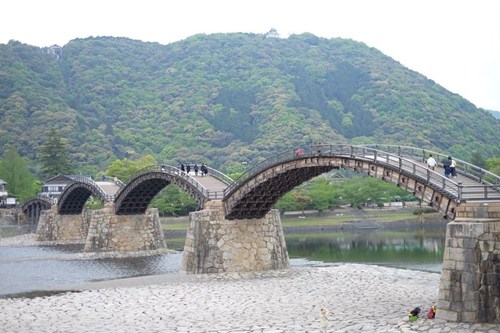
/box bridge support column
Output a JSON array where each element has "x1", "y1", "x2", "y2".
[
  {"x1": 84, "y1": 203, "x2": 166, "y2": 253},
  {"x1": 182, "y1": 201, "x2": 290, "y2": 274},
  {"x1": 36, "y1": 206, "x2": 90, "y2": 243},
  {"x1": 437, "y1": 202, "x2": 500, "y2": 323}
]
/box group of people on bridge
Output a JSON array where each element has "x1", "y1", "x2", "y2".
[
  {"x1": 426, "y1": 154, "x2": 457, "y2": 178},
  {"x1": 180, "y1": 163, "x2": 208, "y2": 177}
]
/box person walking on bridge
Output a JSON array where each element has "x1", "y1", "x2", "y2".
[
  {"x1": 450, "y1": 157, "x2": 457, "y2": 178},
  {"x1": 441, "y1": 157, "x2": 452, "y2": 178},
  {"x1": 194, "y1": 164, "x2": 199, "y2": 176},
  {"x1": 295, "y1": 147, "x2": 303, "y2": 157},
  {"x1": 316, "y1": 141, "x2": 322, "y2": 156},
  {"x1": 201, "y1": 163, "x2": 208, "y2": 177},
  {"x1": 426, "y1": 154, "x2": 437, "y2": 171}
]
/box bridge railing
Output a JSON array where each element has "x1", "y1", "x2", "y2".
[
  {"x1": 224, "y1": 144, "x2": 355, "y2": 195},
  {"x1": 72, "y1": 176, "x2": 114, "y2": 202},
  {"x1": 207, "y1": 190, "x2": 225, "y2": 200},
  {"x1": 117, "y1": 164, "x2": 211, "y2": 199},
  {"x1": 99, "y1": 175, "x2": 125, "y2": 188},
  {"x1": 224, "y1": 144, "x2": 499, "y2": 202},
  {"x1": 23, "y1": 193, "x2": 58, "y2": 207},
  {"x1": 206, "y1": 166, "x2": 234, "y2": 185},
  {"x1": 353, "y1": 146, "x2": 462, "y2": 199},
  {"x1": 204, "y1": 166, "x2": 231, "y2": 199},
  {"x1": 361, "y1": 144, "x2": 500, "y2": 186}
]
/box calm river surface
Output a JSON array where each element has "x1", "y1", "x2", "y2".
[{"x1": 0, "y1": 225, "x2": 446, "y2": 296}]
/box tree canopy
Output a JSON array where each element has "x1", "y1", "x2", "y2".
[
  {"x1": 39, "y1": 127, "x2": 73, "y2": 178},
  {"x1": 0, "y1": 34, "x2": 498, "y2": 178},
  {"x1": 0, "y1": 146, "x2": 38, "y2": 201}
]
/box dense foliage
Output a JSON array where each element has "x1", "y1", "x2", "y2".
[
  {"x1": 0, "y1": 147, "x2": 38, "y2": 201},
  {"x1": 39, "y1": 127, "x2": 73, "y2": 178},
  {"x1": 275, "y1": 171, "x2": 414, "y2": 212},
  {"x1": 0, "y1": 34, "x2": 498, "y2": 178}
]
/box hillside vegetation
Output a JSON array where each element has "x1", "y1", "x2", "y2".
[{"x1": 0, "y1": 33, "x2": 498, "y2": 176}]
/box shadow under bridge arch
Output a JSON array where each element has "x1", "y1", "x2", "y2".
[
  {"x1": 22, "y1": 195, "x2": 56, "y2": 228},
  {"x1": 58, "y1": 178, "x2": 109, "y2": 214},
  {"x1": 223, "y1": 158, "x2": 339, "y2": 220},
  {"x1": 114, "y1": 165, "x2": 209, "y2": 215}
]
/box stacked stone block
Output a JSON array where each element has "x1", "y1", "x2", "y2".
[
  {"x1": 84, "y1": 203, "x2": 166, "y2": 252},
  {"x1": 36, "y1": 206, "x2": 89, "y2": 243},
  {"x1": 182, "y1": 200, "x2": 289, "y2": 273},
  {"x1": 0, "y1": 208, "x2": 24, "y2": 225},
  {"x1": 437, "y1": 202, "x2": 500, "y2": 323}
]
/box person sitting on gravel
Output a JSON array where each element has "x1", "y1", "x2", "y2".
[{"x1": 409, "y1": 307, "x2": 421, "y2": 321}]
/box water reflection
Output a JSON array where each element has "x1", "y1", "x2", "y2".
[
  {"x1": 285, "y1": 229, "x2": 445, "y2": 273},
  {"x1": 0, "y1": 246, "x2": 182, "y2": 296},
  {"x1": 0, "y1": 227, "x2": 446, "y2": 296}
]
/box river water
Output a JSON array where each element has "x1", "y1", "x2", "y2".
[{"x1": 0, "y1": 225, "x2": 446, "y2": 297}]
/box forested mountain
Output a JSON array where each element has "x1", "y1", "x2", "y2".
[
  {"x1": 488, "y1": 110, "x2": 500, "y2": 120},
  {"x1": 0, "y1": 33, "x2": 498, "y2": 176}
]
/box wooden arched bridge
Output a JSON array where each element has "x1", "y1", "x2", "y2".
[
  {"x1": 21, "y1": 144, "x2": 500, "y2": 323},
  {"x1": 22, "y1": 144, "x2": 500, "y2": 225}
]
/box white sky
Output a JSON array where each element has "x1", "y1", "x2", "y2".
[{"x1": 2, "y1": 0, "x2": 499, "y2": 111}]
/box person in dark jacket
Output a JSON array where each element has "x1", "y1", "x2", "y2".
[
  {"x1": 200, "y1": 163, "x2": 208, "y2": 177},
  {"x1": 441, "y1": 157, "x2": 452, "y2": 178}
]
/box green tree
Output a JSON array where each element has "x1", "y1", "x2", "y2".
[
  {"x1": 470, "y1": 151, "x2": 486, "y2": 169},
  {"x1": 150, "y1": 185, "x2": 197, "y2": 216},
  {"x1": 0, "y1": 147, "x2": 38, "y2": 202},
  {"x1": 39, "y1": 127, "x2": 73, "y2": 178},
  {"x1": 309, "y1": 177, "x2": 333, "y2": 212},
  {"x1": 275, "y1": 191, "x2": 301, "y2": 212},
  {"x1": 485, "y1": 157, "x2": 500, "y2": 176},
  {"x1": 105, "y1": 155, "x2": 156, "y2": 181}
]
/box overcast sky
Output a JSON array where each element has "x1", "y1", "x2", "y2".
[{"x1": 2, "y1": 0, "x2": 499, "y2": 111}]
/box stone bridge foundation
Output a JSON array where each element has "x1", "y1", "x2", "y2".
[
  {"x1": 437, "y1": 202, "x2": 500, "y2": 323},
  {"x1": 36, "y1": 206, "x2": 90, "y2": 243},
  {"x1": 182, "y1": 201, "x2": 289, "y2": 274},
  {"x1": 84, "y1": 203, "x2": 166, "y2": 253}
]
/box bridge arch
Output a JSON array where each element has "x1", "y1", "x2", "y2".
[
  {"x1": 22, "y1": 195, "x2": 55, "y2": 228},
  {"x1": 223, "y1": 144, "x2": 484, "y2": 220},
  {"x1": 58, "y1": 178, "x2": 109, "y2": 214},
  {"x1": 114, "y1": 165, "x2": 209, "y2": 215}
]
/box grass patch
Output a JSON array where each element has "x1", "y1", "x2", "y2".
[
  {"x1": 165, "y1": 237, "x2": 186, "y2": 251},
  {"x1": 281, "y1": 216, "x2": 354, "y2": 227},
  {"x1": 160, "y1": 216, "x2": 189, "y2": 232},
  {"x1": 159, "y1": 209, "x2": 422, "y2": 230},
  {"x1": 366, "y1": 212, "x2": 418, "y2": 222},
  {"x1": 282, "y1": 210, "x2": 418, "y2": 228}
]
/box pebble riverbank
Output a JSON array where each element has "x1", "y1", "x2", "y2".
[
  {"x1": 1, "y1": 265, "x2": 499, "y2": 332},
  {"x1": 1, "y1": 235, "x2": 499, "y2": 332}
]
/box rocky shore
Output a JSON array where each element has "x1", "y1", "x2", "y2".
[
  {"x1": 0, "y1": 241, "x2": 498, "y2": 332},
  {"x1": 1, "y1": 233, "x2": 499, "y2": 332}
]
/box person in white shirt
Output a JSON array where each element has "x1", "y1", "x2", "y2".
[
  {"x1": 426, "y1": 154, "x2": 437, "y2": 171},
  {"x1": 450, "y1": 158, "x2": 457, "y2": 178}
]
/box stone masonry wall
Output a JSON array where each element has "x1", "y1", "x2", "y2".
[
  {"x1": 36, "y1": 206, "x2": 89, "y2": 243},
  {"x1": 84, "y1": 203, "x2": 166, "y2": 253},
  {"x1": 182, "y1": 201, "x2": 290, "y2": 274},
  {"x1": 437, "y1": 203, "x2": 500, "y2": 323},
  {"x1": 0, "y1": 208, "x2": 24, "y2": 225}
]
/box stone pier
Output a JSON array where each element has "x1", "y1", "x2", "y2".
[
  {"x1": 437, "y1": 202, "x2": 500, "y2": 323},
  {"x1": 36, "y1": 206, "x2": 90, "y2": 243},
  {"x1": 84, "y1": 203, "x2": 166, "y2": 253},
  {"x1": 182, "y1": 201, "x2": 289, "y2": 274}
]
